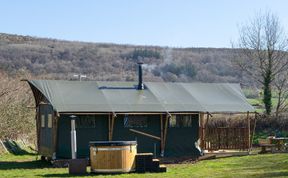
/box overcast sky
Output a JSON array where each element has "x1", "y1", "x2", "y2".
[{"x1": 1, "y1": 0, "x2": 288, "y2": 48}]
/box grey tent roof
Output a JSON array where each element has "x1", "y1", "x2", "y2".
[{"x1": 28, "y1": 80, "x2": 254, "y2": 113}]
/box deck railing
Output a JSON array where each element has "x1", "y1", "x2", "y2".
[{"x1": 202, "y1": 127, "x2": 250, "y2": 150}]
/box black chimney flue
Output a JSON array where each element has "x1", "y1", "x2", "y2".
[{"x1": 137, "y1": 62, "x2": 144, "y2": 90}]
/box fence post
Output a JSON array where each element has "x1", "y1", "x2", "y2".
[
  {"x1": 247, "y1": 111, "x2": 251, "y2": 152},
  {"x1": 251, "y1": 112, "x2": 257, "y2": 151},
  {"x1": 217, "y1": 128, "x2": 220, "y2": 150}
]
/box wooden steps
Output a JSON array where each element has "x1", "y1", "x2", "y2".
[
  {"x1": 135, "y1": 153, "x2": 167, "y2": 173},
  {"x1": 158, "y1": 165, "x2": 167, "y2": 172}
]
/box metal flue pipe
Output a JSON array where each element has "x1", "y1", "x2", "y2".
[
  {"x1": 137, "y1": 62, "x2": 144, "y2": 90},
  {"x1": 70, "y1": 115, "x2": 77, "y2": 159}
]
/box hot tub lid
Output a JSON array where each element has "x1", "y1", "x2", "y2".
[{"x1": 89, "y1": 141, "x2": 137, "y2": 146}]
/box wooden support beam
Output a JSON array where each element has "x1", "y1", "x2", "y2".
[
  {"x1": 52, "y1": 113, "x2": 59, "y2": 159},
  {"x1": 199, "y1": 113, "x2": 205, "y2": 149},
  {"x1": 111, "y1": 114, "x2": 115, "y2": 141},
  {"x1": 247, "y1": 111, "x2": 251, "y2": 151},
  {"x1": 160, "y1": 114, "x2": 164, "y2": 156},
  {"x1": 209, "y1": 112, "x2": 250, "y2": 114},
  {"x1": 36, "y1": 106, "x2": 41, "y2": 152},
  {"x1": 108, "y1": 113, "x2": 116, "y2": 141},
  {"x1": 118, "y1": 112, "x2": 200, "y2": 115},
  {"x1": 60, "y1": 112, "x2": 114, "y2": 115},
  {"x1": 204, "y1": 112, "x2": 210, "y2": 150},
  {"x1": 117, "y1": 112, "x2": 165, "y2": 115},
  {"x1": 250, "y1": 112, "x2": 257, "y2": 150},
  {"x1": 205, "y1": 113, "x2": 210, "y2": 127},
  {"x1": 163, "y1": 112, "x2": 200, "y2": 115},
  {"x1": 199, "y1": 113, "x2": 202, "y2": 148},
  {"x1": 129, "y1": 129, "x2": 161, "y2": 140},
  {"x1": 108, "y1": 114, "x2": 111, "y2": 141},
  {"x1": 60, "y1": 112, "x2": 201, "y2": 115},
  {"x1": 162, "y1": 114, "x2": 170, "y2": 156}
]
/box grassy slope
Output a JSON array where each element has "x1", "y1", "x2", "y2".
[
  {"x1": 1, "y1": 153, "x2": 288, "y2": 178},
  {"x1": 244, "y1": 87, "x2": 283, "y2": 114},
  {"x1": 247, "y1": 97, "x2": 279, "y2": 113}
]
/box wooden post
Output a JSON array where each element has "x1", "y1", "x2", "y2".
[
  {"x1": 250, "y1": 112, "x2": 257, "y2": 151},
  {"x1": 199, "y1": 113, "x2": 204, "y2": 149},
  {"x1": 247, "y1": 111, "x2": 250, "y2": 151},
  {"x1": 111, "y1": 114, "x2": 115, "y2": 141},
  {"x1": 160, "y1": 114, "x2": 164, "y2": 156},
  {"x1": 36, "y1": 106, "x2": 41, "y2": 152},
  {"x1": 204, "y1": 113, "x2": 210, "y2": 150},
  {"x1": 52, "y1": 113, "x2": 59, "y2": 159},
  {"x1": 129, "y1": 129, "x2": 161, "y2": 140},
  {"x1": 205, "y1": 113, "x2": 210, "y2": 127},
  {"x1": 108, "y1": 114, "x2": 111, "y2": 141},
  {"x1": 199, "y1": 113, "x2": 202, "y2": 149},
  {"x1": 162, "y1": 114, "x2": 170, "y2": 157}
]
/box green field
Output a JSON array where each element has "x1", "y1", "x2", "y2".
[
  {"x1": 244, "y1": 87, "x2": 283, "y2": 114},
  {"x1": 1, "y1": 153, "x2": 288, "y2": 178}
]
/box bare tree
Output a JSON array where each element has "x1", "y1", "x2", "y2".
[
  {"x1": 273, "y1": 71, "x2": 288, "y2": 117},
  {"x1": 0, "y1": 71, "x2": 35, "y2": 141},
  {"x1": 235, "y1": 11, "x2": 288, "y2": 115}
]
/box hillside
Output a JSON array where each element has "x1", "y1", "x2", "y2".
[{"x1": 0, "y1": 33, "x2": 249, "y2": 84}]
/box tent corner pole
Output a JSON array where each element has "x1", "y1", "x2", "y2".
[
  {"x1": 199, "y1": 112, "x2": 205, "y2": 150},
  {"x1": 111, "y1": 113, "x2": 116, "y2": 141},
  {"x1": 108, "y1": 114, "x2": 111, "y2": 141},
  {"x1": 162, "y1": 113, "x2": 170, "y2": 157},
  {"x1": 160, "y1": 114, "x2": 164, "y2": 157}
]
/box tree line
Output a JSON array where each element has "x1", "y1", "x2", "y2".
[{"x1": 235, "y1": 11, "x2": 288, "y2": 116}]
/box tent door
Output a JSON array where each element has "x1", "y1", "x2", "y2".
[{"x1": 39, "y1": 104, "x2": 53, "y2": 155}]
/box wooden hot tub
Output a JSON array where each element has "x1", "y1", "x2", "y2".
[{"x1": 89, "y1": 141, "x2": 137, "y2": 173}]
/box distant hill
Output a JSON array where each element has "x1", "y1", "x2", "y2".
[{"x1": 0, "y1": 33, "x2": 250, "y2": 85}]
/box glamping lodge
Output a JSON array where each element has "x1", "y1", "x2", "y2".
[{"x1": 26, "y1": 63, "x2": 254, "y2": 160}]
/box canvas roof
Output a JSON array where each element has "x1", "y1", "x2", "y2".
[{"x1": 28, "y1": 80, "x2": 254, "y2": 113}]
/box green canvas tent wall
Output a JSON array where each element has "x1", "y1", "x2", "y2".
[{"x1": 27, "y1": 80, "x2": 254, "y2": 159}]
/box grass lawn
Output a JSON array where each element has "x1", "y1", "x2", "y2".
[
  {"x1": 246, "y1": 97, "x2": 280, "y2": 113},
  {"x1": 1, "y1": 153, "x2": 288, "y2": 178}
]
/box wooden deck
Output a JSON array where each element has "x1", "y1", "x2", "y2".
[{"x1": 203, "y1": 149, "x2": 251, "y2": 159}]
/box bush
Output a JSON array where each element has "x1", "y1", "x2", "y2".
[
  {"x1": 0, "y1": 71, "x2": 35, "y2": 142},
  {"x1": 243, "y1": 88, "x2": 260, "y2": 99},
  {"x1": 154, "y1": 62, "x2": 197, "y2": 81},
  {"x1": 124, "y1": 48, "x2": 162, "y2": 61}
]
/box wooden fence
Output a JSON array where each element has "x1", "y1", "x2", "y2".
[{"x1": 202, "y1": 127, "x2": 250, "y2": 150}]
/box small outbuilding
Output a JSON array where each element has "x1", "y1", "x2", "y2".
[{"x1": 27, "y1": 65, "x2": 254, "y2": 160}]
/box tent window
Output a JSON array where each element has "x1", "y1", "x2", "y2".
[
  {"x1": 169, "y1": 115, "x2": 193, "y2": 128},
  {"x1": 76, "y1": 116, "x2": 96, "y2": 128},
  {"x1": 124, "y1": 115, "x2": 148, "y2": 128},
  {"x1": 47, "y1": 114, "x2": 53, "y2": 128},
  {"x1": 41, "y1": 115, "x2": 45, "y2": 128}
]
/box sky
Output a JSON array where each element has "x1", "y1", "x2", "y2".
[{"x1": 0, "y1": 0, "x2": 288, "y2": 48}]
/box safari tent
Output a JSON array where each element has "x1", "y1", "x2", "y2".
[{"x1": 27, "y1": 75, "x2": 254, "y2": 160}]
